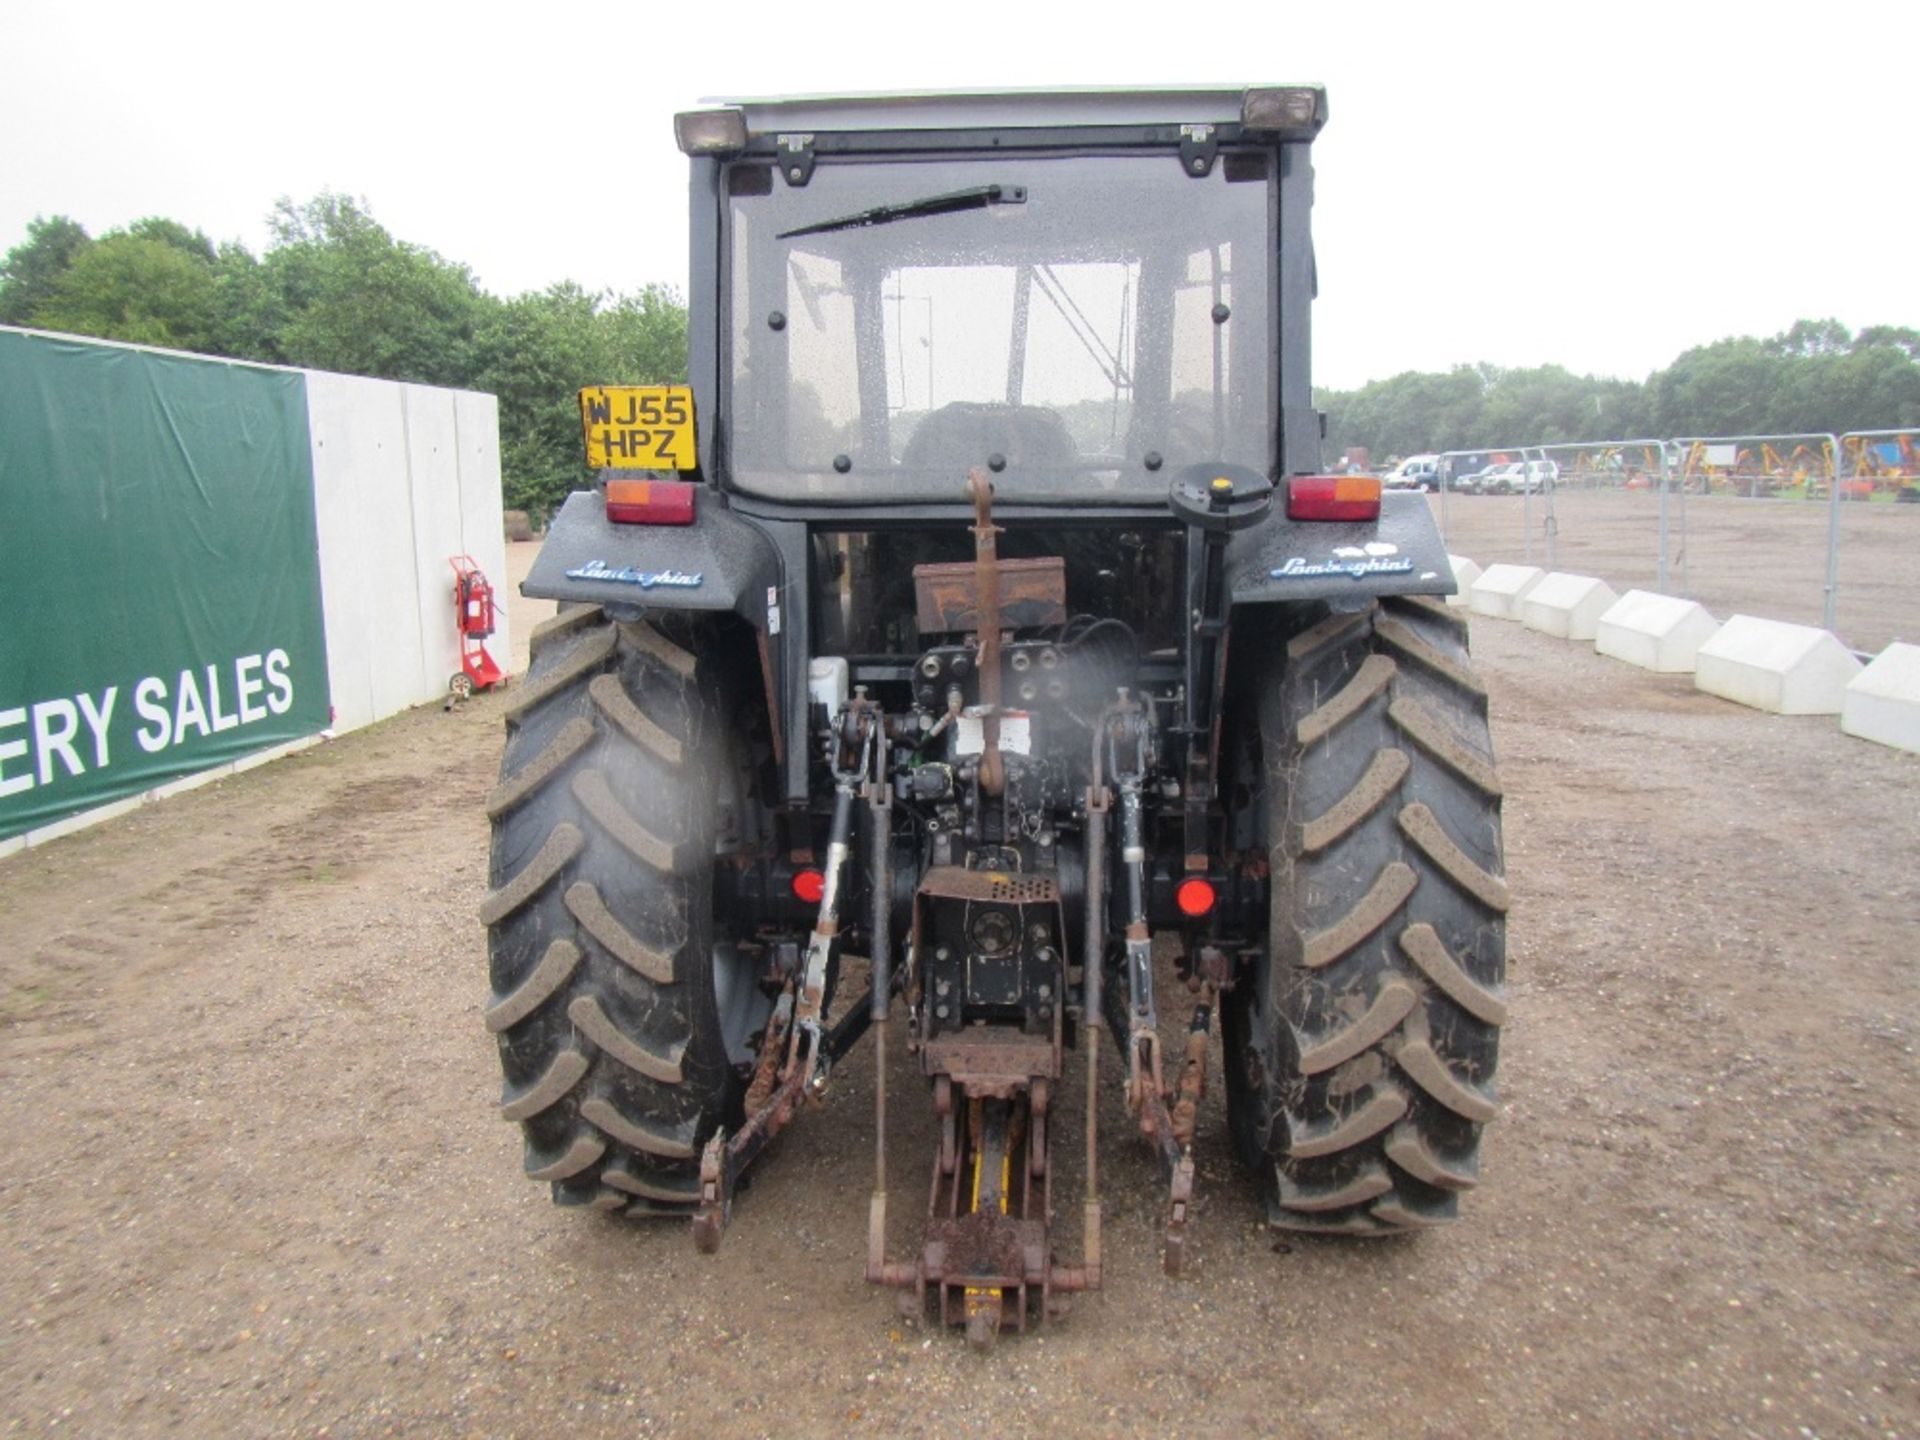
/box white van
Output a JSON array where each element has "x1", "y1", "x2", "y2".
[{"x1": 1382, "y1": 454, "x2": 1440, "y2": 491}]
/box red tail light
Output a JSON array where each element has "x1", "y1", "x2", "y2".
[
  {"x1": 1175, "y1": 877, "x2": 1217, "y2": 918},
  {"x1": 1287, "y1": 475, "x2": 1382, "y2": 522},
  {"x1": 605, "y1": 479, "x2": 696, "y2": 526},
  {"x1": 791, "y1": 868, "x2": 825, "y2": 904}
]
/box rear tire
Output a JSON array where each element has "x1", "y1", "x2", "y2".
[
  {"x1": 1224, "y1": 596, "x2": 1507, "y2": 1233},
  {"x1": 482, "y1": 605, "x2": 767, "y2": 1216}
]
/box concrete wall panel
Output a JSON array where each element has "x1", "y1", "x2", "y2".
[
  {"x1": 403, "y1": 386, "x2": 466, "y2": 697},
  {"x1": 453, "y1": 391, "x2": 511, "y2": 671},
  {"x1": 307, "y1": 372, "x2": 506, "y2": 734},
  {"x1": 308, "y1": 372, "x2": 420, "y2": 732}
]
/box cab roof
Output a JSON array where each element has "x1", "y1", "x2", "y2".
[{"x1": 705, "y1": 85, "x2": 1326, "y2": 137}]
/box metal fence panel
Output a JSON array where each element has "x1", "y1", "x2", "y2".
[{"x1": 1428, "y1": 430, "x2": 1918, "y2": 652}]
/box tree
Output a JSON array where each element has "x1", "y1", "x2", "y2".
[
  {"x1": 1777, "y1": 346, "x2": 1920, "y2": 434},
  {"x1": 1322, "y1": 322, "x2": 1920, "y2": 461},
  {"x1": 1321, "y1": 365, "x2": 1487, "y2": 459},
  {"x1": 1766, "y1": 317, "x2": 1852, "y2": 358},
  {"x1": 1853, "y1": 325, "x2": 1920, "y2": 363},
  {"x1": 31, "y1": 233, "x2": 219, "y2": 351},
  {"x1": 1479, "y1": 365, "x2": 1608, "y2": 446},
  {"x1": 257, "y1": 192, "x2": 488, "y2": 386},
  {"x1": 601, "y1": 283, "x2": 688, "y2": 387},
  {"x1": 0, "y1": 215, "x2": 91, "y2": 326},
  {"x1": 474, "y1": 283, "x2": 608, "y2": 516},
  {"x1": 125, "y1": 217, "x2": 217, "y2": 265},
  {"x1": 473, "y1": 280, "x2": 691, "y2": 518},
  {"x1": 207, "y1": 241, "x2": 277, "y2": 360}
]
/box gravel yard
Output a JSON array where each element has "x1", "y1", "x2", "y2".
[{"x1": 0, "y1": 543, "x2": 1913, "y2": 1438}]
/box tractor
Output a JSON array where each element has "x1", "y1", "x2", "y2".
[{"x1": 482, "y1": 85, "x2": 1507, "y2": 1347}]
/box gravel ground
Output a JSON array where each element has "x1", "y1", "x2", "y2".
[{"x1": 0, "y1": 544, "x2": 1914, "y2": 1438}]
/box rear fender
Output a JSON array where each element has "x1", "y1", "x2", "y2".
[
  {"x1": 1226, "y1": 491, "x2": 1455, "y2": 607},
  {"x1": 522, "y1": 489, "x2": 781, "y2": 627},
  {"x1": 522, "y1": 488, "x2": 803, "y2": 797}
]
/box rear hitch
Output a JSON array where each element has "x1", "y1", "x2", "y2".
[
  {"x1": 866, "y1": 474, "x2": 1101, "y2": 1343},
  {"x1": 1101, "y1": 700, "x2": 1209, "y2": 1276},
  {"x1": 694, "y1": 701, "x2": 880, "y2": 1252}
]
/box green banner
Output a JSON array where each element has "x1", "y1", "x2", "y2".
[{"x1": 0, "y1": 330, "x2": 331, "y2": 840}]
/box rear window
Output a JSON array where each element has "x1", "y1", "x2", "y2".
[{"x1": 725, "y1": 151, "x2": 1274, "y2": 504}]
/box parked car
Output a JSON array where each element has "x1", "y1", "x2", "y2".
[
  {"x1": 1480, "y1": 459, "x2": 1559, "y2": 494},
  {"x1": 1441, "y1": 452, "x2": 1502, "y2": 492},
  {"x1": 1472, "y1": 462, "x2": 1524, "y2": 493},
  {"x1": 1382, "y1": 454, "x2": 1440, "y2": 491}
]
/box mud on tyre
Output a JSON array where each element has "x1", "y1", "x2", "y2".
[
  {"x1": 481, "y1": 605, "x2": 770, "y2": 1215},
  {"x1": 1224, "y1": 595, "x2": 1508, "y2": 1233}
]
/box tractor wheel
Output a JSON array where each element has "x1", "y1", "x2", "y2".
[
  {"x1": 481, "y1": 604, "x2": 771, "y2": 1215},
  {"x1": 1224, "y1": 595, "x2": 1507, "y2": 1233}
]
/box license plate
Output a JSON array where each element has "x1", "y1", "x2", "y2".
[{"x1": 579, "y1": 385, "x2": 697, "y2": 471}]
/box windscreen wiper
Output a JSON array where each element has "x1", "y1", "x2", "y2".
[{"x1": 776, "y1": 184, "x2": 1027, "y2": 240}]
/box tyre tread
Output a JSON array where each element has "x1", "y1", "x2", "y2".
[
  {"x1": 1397, "y1": 802, "x2": 1511, "y2": 912},
  {"x1": 1296, "y1": 977, "x2": 1418, "y2": 1075},
  {"x1": 1301, "y1": 861, "x2": 1417, "y2": 968},
  {"x1": 588, "y1": 672, "x2": 683, "y2": 764},
  {"x1": 1373, "y1": 613, "x2": 1488, "y2": 701},
  {"x1": 1299, "y1": 748, "x2": 1409, "y2": 855},
  {"x1": 570, "y1": 767, "x2": 679, "y2": 871},
  {"x1": 579, "y1": 1097, "x2": 699, "y2": 1159},
  {"x1": 1230, "y1": 598, "x2": 1506, "y2": 1234},
  {"x1": 528, "y1": 604, "x2": 606, "y2": 658},
  {"x1": 479, "y1": 823, "x2": 583, "y2": 926},
  {"x1": 505, "y1": 626, "x2": 618, "y2": 723},
  {"x1": 485, "y1": 938, "x2": 582, "y2": 1033},
  {"x1": 563, "y1": 880, "x2": 676, "y2": 984},
  {"x1": 1296, "y1": 653, "x2": 1396, "y2": 748},
  {"x1": 485, "y1": 717, "x2": 595, "y2": 819},
  {"x1": 499, "y1": 1048, "x2": 590, "y2": 1122},
  {"x1": 1398, "y1": 922, "x2": 1507, "y2": 1025},
  {"x1": 567, "y1": 995, "x2": 687, "y2": 1083},
  {"x1": 486, "y1": 615, "x2": 754, "y2": 1220},
  {"x1": 1387, "y1": 695, "x2": 1503, "y2": 799}
]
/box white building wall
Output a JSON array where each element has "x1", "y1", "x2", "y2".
[{"x1": 306, "y1": 373, "x2": 509, "y2": 734}]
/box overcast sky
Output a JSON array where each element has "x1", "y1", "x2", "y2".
[{"x1": 3, "y1": 0, "x2": 1913, "y2": 391}]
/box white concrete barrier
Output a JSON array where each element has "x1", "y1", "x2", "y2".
[
  {"x1": 1468, "y1": 564, "x2": 1544, "y2": 620},
  {"x1": 1519, "y1": 573, "x2": 1619, "y2": 641},
  {"x1": 1841, "y1": 643, "x2": 1920, "y2": 754},
  {"x1": 1446, "y1": 554, "x2": 1483, "y2": 608},
  {"x1": 1594, "y1": 590, "x2": 1722, "y2": 673},
  {"x1": 1694, "y1": 616, "x2": 1863, "y2": 715}
]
